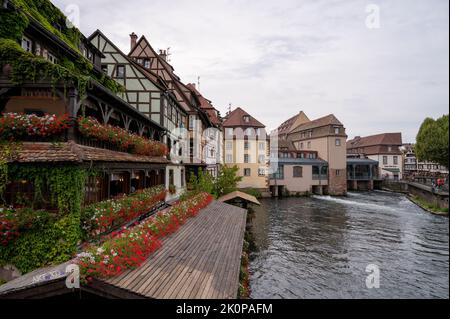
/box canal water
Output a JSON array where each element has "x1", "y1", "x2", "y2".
[{"x1": 249, "y1": 191, "x2": 449, "y2": 299}]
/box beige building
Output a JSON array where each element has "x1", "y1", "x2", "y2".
[
  {"x1": 222, "y1": 108, "x2": 269, "y2": 191},
  {"x1": 282, "y1": 113, "x2": 348, "y2": 195}
]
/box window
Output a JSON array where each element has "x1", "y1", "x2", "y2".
[
  {"x1": 335, "y1": 139, "x2": 341, "y2": 146},
  {"x1": 244, "y1": 141, "x2": 250, "y2": 150},
  {"x1": 181, "y1": 169, "x2": 185, "y2": 187},
  {"x1": 47, "y1": 52, "x2": 58, "y2": 64},
  {"x1": 388, "y1": 146, "x2": 392, "y2": 152},
  {"x1": 226, "y1": 141, "x2": 233, "y2": 150},
  {"x1": 307, "y1": 142, "x2": 311, "y2": 149},
  {"x1": 21, "y1": 36, "x2": 32, "y2": 52},
  {"x1": 245, "y1": 128, "x2": 253, "y2": 136},
  {"x1": 189, "y1": 115, "x2": 196, "y2": 130},
  {"x1": 116, "y1": 65, "x2": 125, "y2": 78},
  {"x1": 258, "y1": 155, "x2": 265, "y2": 164},
  {"x1": 243, "y1": 115, "x2": 250, "y2": 123},
  {"x1": 293, "y1": 166, "x2": 303, "y2": 178},
  {"x1": 300, "y1": 142, "x2": 304, "y2": 150},
  {"x1": 244, "y1": 154, "x2": 250, "y2": 163},
  {"x1": 258, "y1": 168, "x2": 265, "y2": 176},
  {"x1": 308, "y1": 131, "x2": 313, "y2": 138},
  {"x1": 383, "y1": 156, "x2": 388, "y2": 165},
  {"x1": 244, "y1": 168, "x2": 251, "y2": 177},
  {"x1": 101, "y1": 64, "x2": 108, "y2": 74},
  {"x1": 227, "y1": 128, "x2": 233, "y2": 136},
  {"x1": 144, "y1": 59, "x2": 151, "y2": 68},
  {"x1": 393, "y1": 156, "x2": 398, "y2": 165},
  {"x1": 273, "y1": 165, "x2": 284, "y2": 180},
  {"x1": 334, "y1": 127, "x2": 340, "y2": 134},
  {"x1": 259, "y1": 142, "x2": 265, "y2": 151},
  {"x1": 169, "y1": 169, "x2": 174, "y2": 186},
  {"x1": 226, "y1": 154, "x2": 233, "y2": 163}
]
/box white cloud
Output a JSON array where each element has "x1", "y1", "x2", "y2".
[{"x1": 53, "y1": 0, "x2": 449, "y2": 142}]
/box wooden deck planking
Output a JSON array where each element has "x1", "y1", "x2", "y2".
[{"x1": 104, "y1": 201, "x2": 247, "y2": 299}]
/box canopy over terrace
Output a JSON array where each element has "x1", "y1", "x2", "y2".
[{"x1": 0, "y1": 201, "x2": 247, "y2": 299}]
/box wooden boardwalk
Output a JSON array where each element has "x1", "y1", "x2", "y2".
[{"x1": 104, "y1": 201, "x2": 247, "y2": 299}]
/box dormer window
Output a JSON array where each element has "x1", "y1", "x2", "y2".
[
  {"x1": 144, "y1": 59, "x2": 151, "y2": 69},
  {"x1": 243, "y1": 115, "x2": 250, "y2": 123}
]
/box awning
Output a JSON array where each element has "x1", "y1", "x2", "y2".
[{"x1": 382, "y1": 168, "x2": 400, "y2": 173}]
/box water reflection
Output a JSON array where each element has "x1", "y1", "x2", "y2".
[{"x1": 249, "y1": 191, "x2": 449, "y2": 299}]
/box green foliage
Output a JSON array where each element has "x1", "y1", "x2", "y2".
[
  {"x1": 6, "y1": 164, "x2": 88, "y2": 214},
  {"x1": 415, "y1": 115, "x2": 449, "y2": 168},
  {"x1": 241, "y1": 188, "x2": 262, "y2": 199},
  {"x1": 189, "y1": 170, "x2": 214, "y2": 195},
  {"x1": 0, "y1": 164, "x2": 90, "y2": 273},
  {"x1": 411, "y1": 195, "x2": 449, "y2": 215},
  {"x1": 11, "y1": 0, "x2": 82, "y2": 52},
  {"x1": 188, "y1": 166, "x2": 243, "y2": 199},
  {"x1": 0, "y1": 213, "x2": 80, "y2": 273},
  {"x1": 0, "y1": 8, "x2": 29, "y2": 42},
  {"x1": 215, "y1": 165, "x2": 243, "y2": 197}
]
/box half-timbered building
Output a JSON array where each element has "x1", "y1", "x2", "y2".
[
  {"x1": 0, "y1": 0, "x2": 168, "y2": 206},
  {"x1": 88, "y1": 30, "x2": 189, "y2": 197},
  {"x1": 127, "y1": 35, "x2": 219, "y2": 179}
]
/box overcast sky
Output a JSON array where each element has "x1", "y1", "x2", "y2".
[{"x1": 53, "y1": 0, "x2": 449, "y2": 142}]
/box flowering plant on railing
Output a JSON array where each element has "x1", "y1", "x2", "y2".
[
  {"x1": 77, "y1": 117, "x2": 168, "y2": 157},
  {"x1": 0, "y1": 113, "x2": 71, "y2": 140},
  {"x1": 0, "y1": 207, "x2": 54, "y2": 246},
  {"x1": 0, "y1": 207, "x2": 19, "y2": 246},
  {"x1": 81, "y1": 186, "x2": 167, "y2": 239},
  {"x1": 77, "y1": 192, "x2": 213, "y2": 281}
]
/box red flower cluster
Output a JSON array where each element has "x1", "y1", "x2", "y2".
[
  {"x1": 0, "y1": 113, "x2": 71, "y2": 140},
  {"x1": 82, "y1": 186, "x2": 167, "y2": 238},
  {"x1": 0, "y1": 208, "x2": 19, "y2": 246},
  {"x1": 77, "y1": 117, "x2": 168, "y2": 157},
  {"x1": 78, "y1": 192, "x2": 213, "y2": 281}
]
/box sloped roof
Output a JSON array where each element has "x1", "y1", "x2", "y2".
[
  {"x1": 218, "y1": 191, "x2": 261, "y2": 206},
  {"x1": 185, "y1": 83, "x2": 221, "y2": 126},
  {"x1": 347, "y1": 133, "x2": 403, "y2": 149},
  {"x1": 291, "y1": 114, "x2": 343, "y2": 133},
  {"x1": 222, "y1": 107, "x2": 265, "y2": 128},
  {"x1": 7, "y1": 142, "x2": 168, "y2": 164},
  {"x1": 277, "y1": 111, "x2": 310, "y2": 135}
]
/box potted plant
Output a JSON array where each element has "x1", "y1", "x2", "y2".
[{"x1": 169, "y1": 184, "x2": 177, "y2": 195}]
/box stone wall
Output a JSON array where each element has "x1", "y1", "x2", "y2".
[{"x1": 328, "y1": 169, "x2": 347, "y2": 195}]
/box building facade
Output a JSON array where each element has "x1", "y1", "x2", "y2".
[
  {"x1": 401, "y1": 144, "x2": 449, "y2": 182},
  {"x1": 281, "y1": 113, "x2": 348, "y2": 195},
  {"x1": 1, "y1": 0, "x2": 168, "y2": 207},
  {"x1": 347, "y1": 133, "x2": 403, "y2": 181},
  {"x1": 89, "y1": 30, "x2": 189, "y2": 198},
  {"x1": 222, "y1": 108, "x2": 268, "y2": 191}
]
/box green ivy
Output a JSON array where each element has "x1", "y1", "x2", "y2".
[
  {"x1": 0, "y1": 164, "x2": 91, "y2": 273},
  {"x1": 0, "y1": 8, "x2": 29, "y2": 42},
  {"x1": 10, "y1": 0, "x2": 82, "y2": 52},
  {"x1": 0, "y1": 213, "x2": 80, "y2": 273}
]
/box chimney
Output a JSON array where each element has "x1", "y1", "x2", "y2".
[
  {"x1": 130, "y1": 32, "x2": 138, "y2": 51},
  {"x1": 159, "y1": 49, "x2": 167, "y2": 61}
]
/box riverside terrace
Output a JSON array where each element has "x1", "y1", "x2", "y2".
[{"x1": 0, "y1": 200, "x2": 247, "y2": 299}]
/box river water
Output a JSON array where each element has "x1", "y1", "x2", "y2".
[{"x1": 249, "y1": 191, "x2": 449, "y2": 299}]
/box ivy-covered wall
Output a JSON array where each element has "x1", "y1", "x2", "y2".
[
  {"x1": 0, "y1": 163, "x2": 89, "y2": 273},
  {"x1": 0, "y1": 0, "x2": 125, "y2": 97}
]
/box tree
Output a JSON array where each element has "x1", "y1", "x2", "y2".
[
  {"x1": 415, "y1": 114, "x2": 449, "y2": 168},
  {"x1": 187, "y1": 165, "x2": 242, "y2": 199},
  {"x1": 214, "y1": 165, "x2": 243, "y2": 197}
]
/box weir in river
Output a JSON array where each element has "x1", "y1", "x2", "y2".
[{"x1": 249, "y1": 191, "x2": 449, "y2": 299}]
